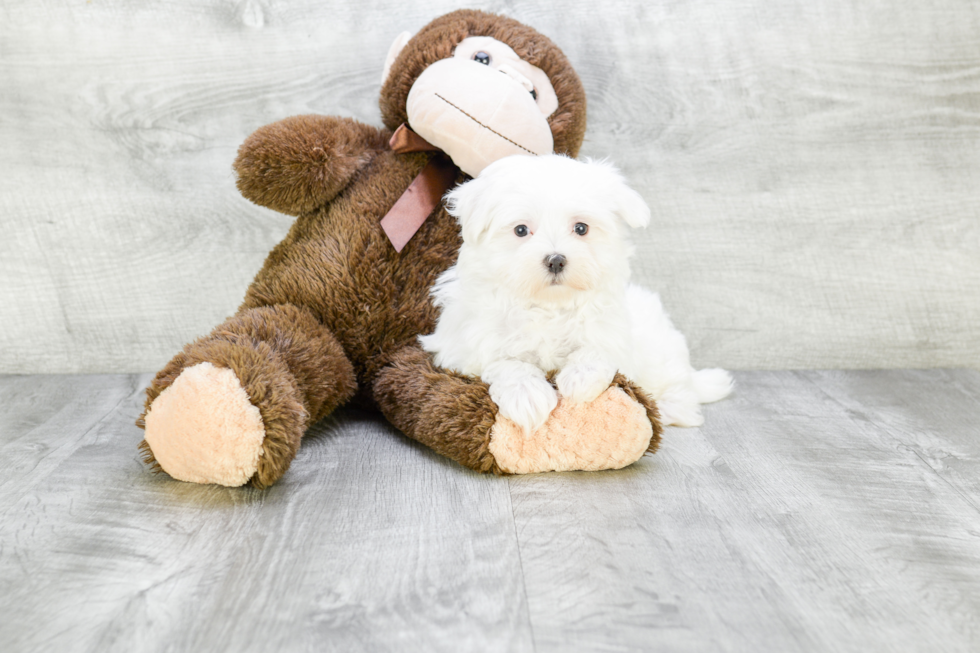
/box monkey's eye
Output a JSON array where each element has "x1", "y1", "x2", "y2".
[
  {"x1": 530, "y1": 89, "x2": 537, "y2": 100},
  {"x1": 514, "y1": 225, "x2": 529, "y2": 237},
  {"x1": 473, "y1": 52, "x2": 491, "y2": 65},
  {"x1": 574, "y1": 222, "x2": 589, "y2": 236}
]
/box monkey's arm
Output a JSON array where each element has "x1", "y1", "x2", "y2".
[{"x1": 233, "y1": 115, "x2": 390, "y2": 216}]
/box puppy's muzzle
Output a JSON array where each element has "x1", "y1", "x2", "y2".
[{"x1": 545, "y1": 253, "x2": 566, "y2": 275}]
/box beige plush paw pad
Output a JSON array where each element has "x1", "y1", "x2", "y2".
[
  {"x1": 144, "y1": 362, "x2": 266, "y2": 486},
  {"x1": 488, "y1": 386, "x2": 652, "y2": 474}
]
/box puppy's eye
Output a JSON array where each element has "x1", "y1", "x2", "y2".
[
  {"x1": 514, "y1": 225, "x2": 529, "y2": 237},
  {"x1": 530, "y1": 89, "x2": 537, "y2": 100},
  {"x1": 574, "y1": 222, "x2": 589, "y2": 236},
  {"x1": 473, "y1": 52, "x2": 491, "y2": 65}
]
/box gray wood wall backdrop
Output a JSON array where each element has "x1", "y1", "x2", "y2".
[{"x1": 1, "y1": 0, "x2": 978, "y2": 374}]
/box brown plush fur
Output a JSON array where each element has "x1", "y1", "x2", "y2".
[
  {"x1": 373, "y1": 352, "x2": 663, "y2": 474},
  {"x1": 139, "y1": 304, "x2": 356, "y2": 488},
  {"x1": 612, "y1": 373, "x2": 663, "y2": 455},
  {"x1": 234, "y1": 115, "x2": 390, "y2": 217},
  {"x1": 139, "y1": 9, "x2": 654, "y2": 487},
  {"x1": 238, "y1": 150, "x2": 467, "y2": 392},
  {"x1": 373, "y1": 346, "x2": 503, "y2": 474}
]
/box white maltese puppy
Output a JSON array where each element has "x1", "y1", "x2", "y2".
[{"x1": 419, "y1": 154, "x2": 732, "y2": 432}]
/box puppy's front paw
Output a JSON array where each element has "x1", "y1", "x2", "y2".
[
  {"x1": 557, "y1": 362, "x2": 616, "y2": 404},
  {"x1": 489, "y1": 377, "x2": 558, "y2": 433}
]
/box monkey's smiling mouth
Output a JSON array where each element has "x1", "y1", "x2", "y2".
[{"x1": 433, "y1": 93, "x2": 541, "y2": 156}]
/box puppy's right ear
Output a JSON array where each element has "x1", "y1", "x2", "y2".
[{"x1": 444, "y1": 178, "x2": 495, "y2": 243}]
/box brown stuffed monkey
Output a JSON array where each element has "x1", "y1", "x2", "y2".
[{"x1": 137, "y1": 9, "x2": 661, "y2": 488}]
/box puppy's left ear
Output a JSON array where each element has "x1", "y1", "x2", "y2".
[
  {"x1": 444, "y1": 177, "x2": 494, "y2": 243},
  {"x1": 613, "y1": 183, "x2": 651, "y2": 229},
  {"x1": 588, "y1": 158, "x2": 651, "y2": 229}
]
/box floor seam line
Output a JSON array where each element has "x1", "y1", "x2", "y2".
[{"x1": 506, "y1": 479, "x2": 538, "y2": 653}]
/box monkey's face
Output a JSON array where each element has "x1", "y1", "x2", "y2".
[
  {"x1": 405, "y1": 37, "x2": 559, "y2": 177},
  {"x1": 384, "y1": 35, "x2": 561, "y2": 177},
  {"x1": 379, "y1": 11, "x2": 587, "y2": 176}
]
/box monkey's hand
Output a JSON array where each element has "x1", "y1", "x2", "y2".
[{"x1": 233, "y1": 115, "x2": 390, "y2": 216}]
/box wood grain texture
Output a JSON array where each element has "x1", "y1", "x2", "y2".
[
  {"x1": 509, "y1": 369, "x2": 980, "y2": 652},
  {"x1": 0, "y1": 374, "x2": 533, "y2": 653},
  {"x1": 2, "y1": 370, "x2": 979, "y2": 651},
  {"x1": 1, "y1": 0, "x2": 979, "y2": 373}
]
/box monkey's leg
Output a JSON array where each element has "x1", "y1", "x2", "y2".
[
  {"x1": 373, "y1": 347, "x2": 662, "y2": 475},
  {"x1": 372, "y1": 346, "x2": 503, "y2": 473},
  {"x1": 138, "y1": 304, "x2": 356, "y2": 488}
]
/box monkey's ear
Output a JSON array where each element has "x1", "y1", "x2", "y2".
[
  {"x1": 444, "y1": 179, "x2": 495, "y2": 244},
  {"x1": 381, "y1": 31, "x2": 413, "y2": 86}
]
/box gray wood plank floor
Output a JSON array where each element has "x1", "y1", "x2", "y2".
[{"x1": 1, "y1": 370, "x2": 978, "y2": 652}]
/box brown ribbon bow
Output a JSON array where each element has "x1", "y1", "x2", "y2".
[{"x1": 380, "y1": 124, "x2": 460, "y2": 253}]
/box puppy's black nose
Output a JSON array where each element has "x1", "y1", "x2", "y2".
[{"x1": 545, "y1": 253, "x2": 566, "y2": 275}]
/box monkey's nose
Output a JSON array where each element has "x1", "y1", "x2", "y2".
[{"x1": 544, "y1": 253, "x2": 566, "y2": 275}]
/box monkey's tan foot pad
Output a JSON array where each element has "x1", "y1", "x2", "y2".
[
  {"x1": 143, "y1": 362, "x2": 266, "y2": 486},
  {"x1": 488, "y1": 386, "x2": 653, "y2": 474}
]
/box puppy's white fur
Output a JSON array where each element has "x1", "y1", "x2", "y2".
[{"x1": 420, "y1": 154, "x2": 732, "y2": 432}]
